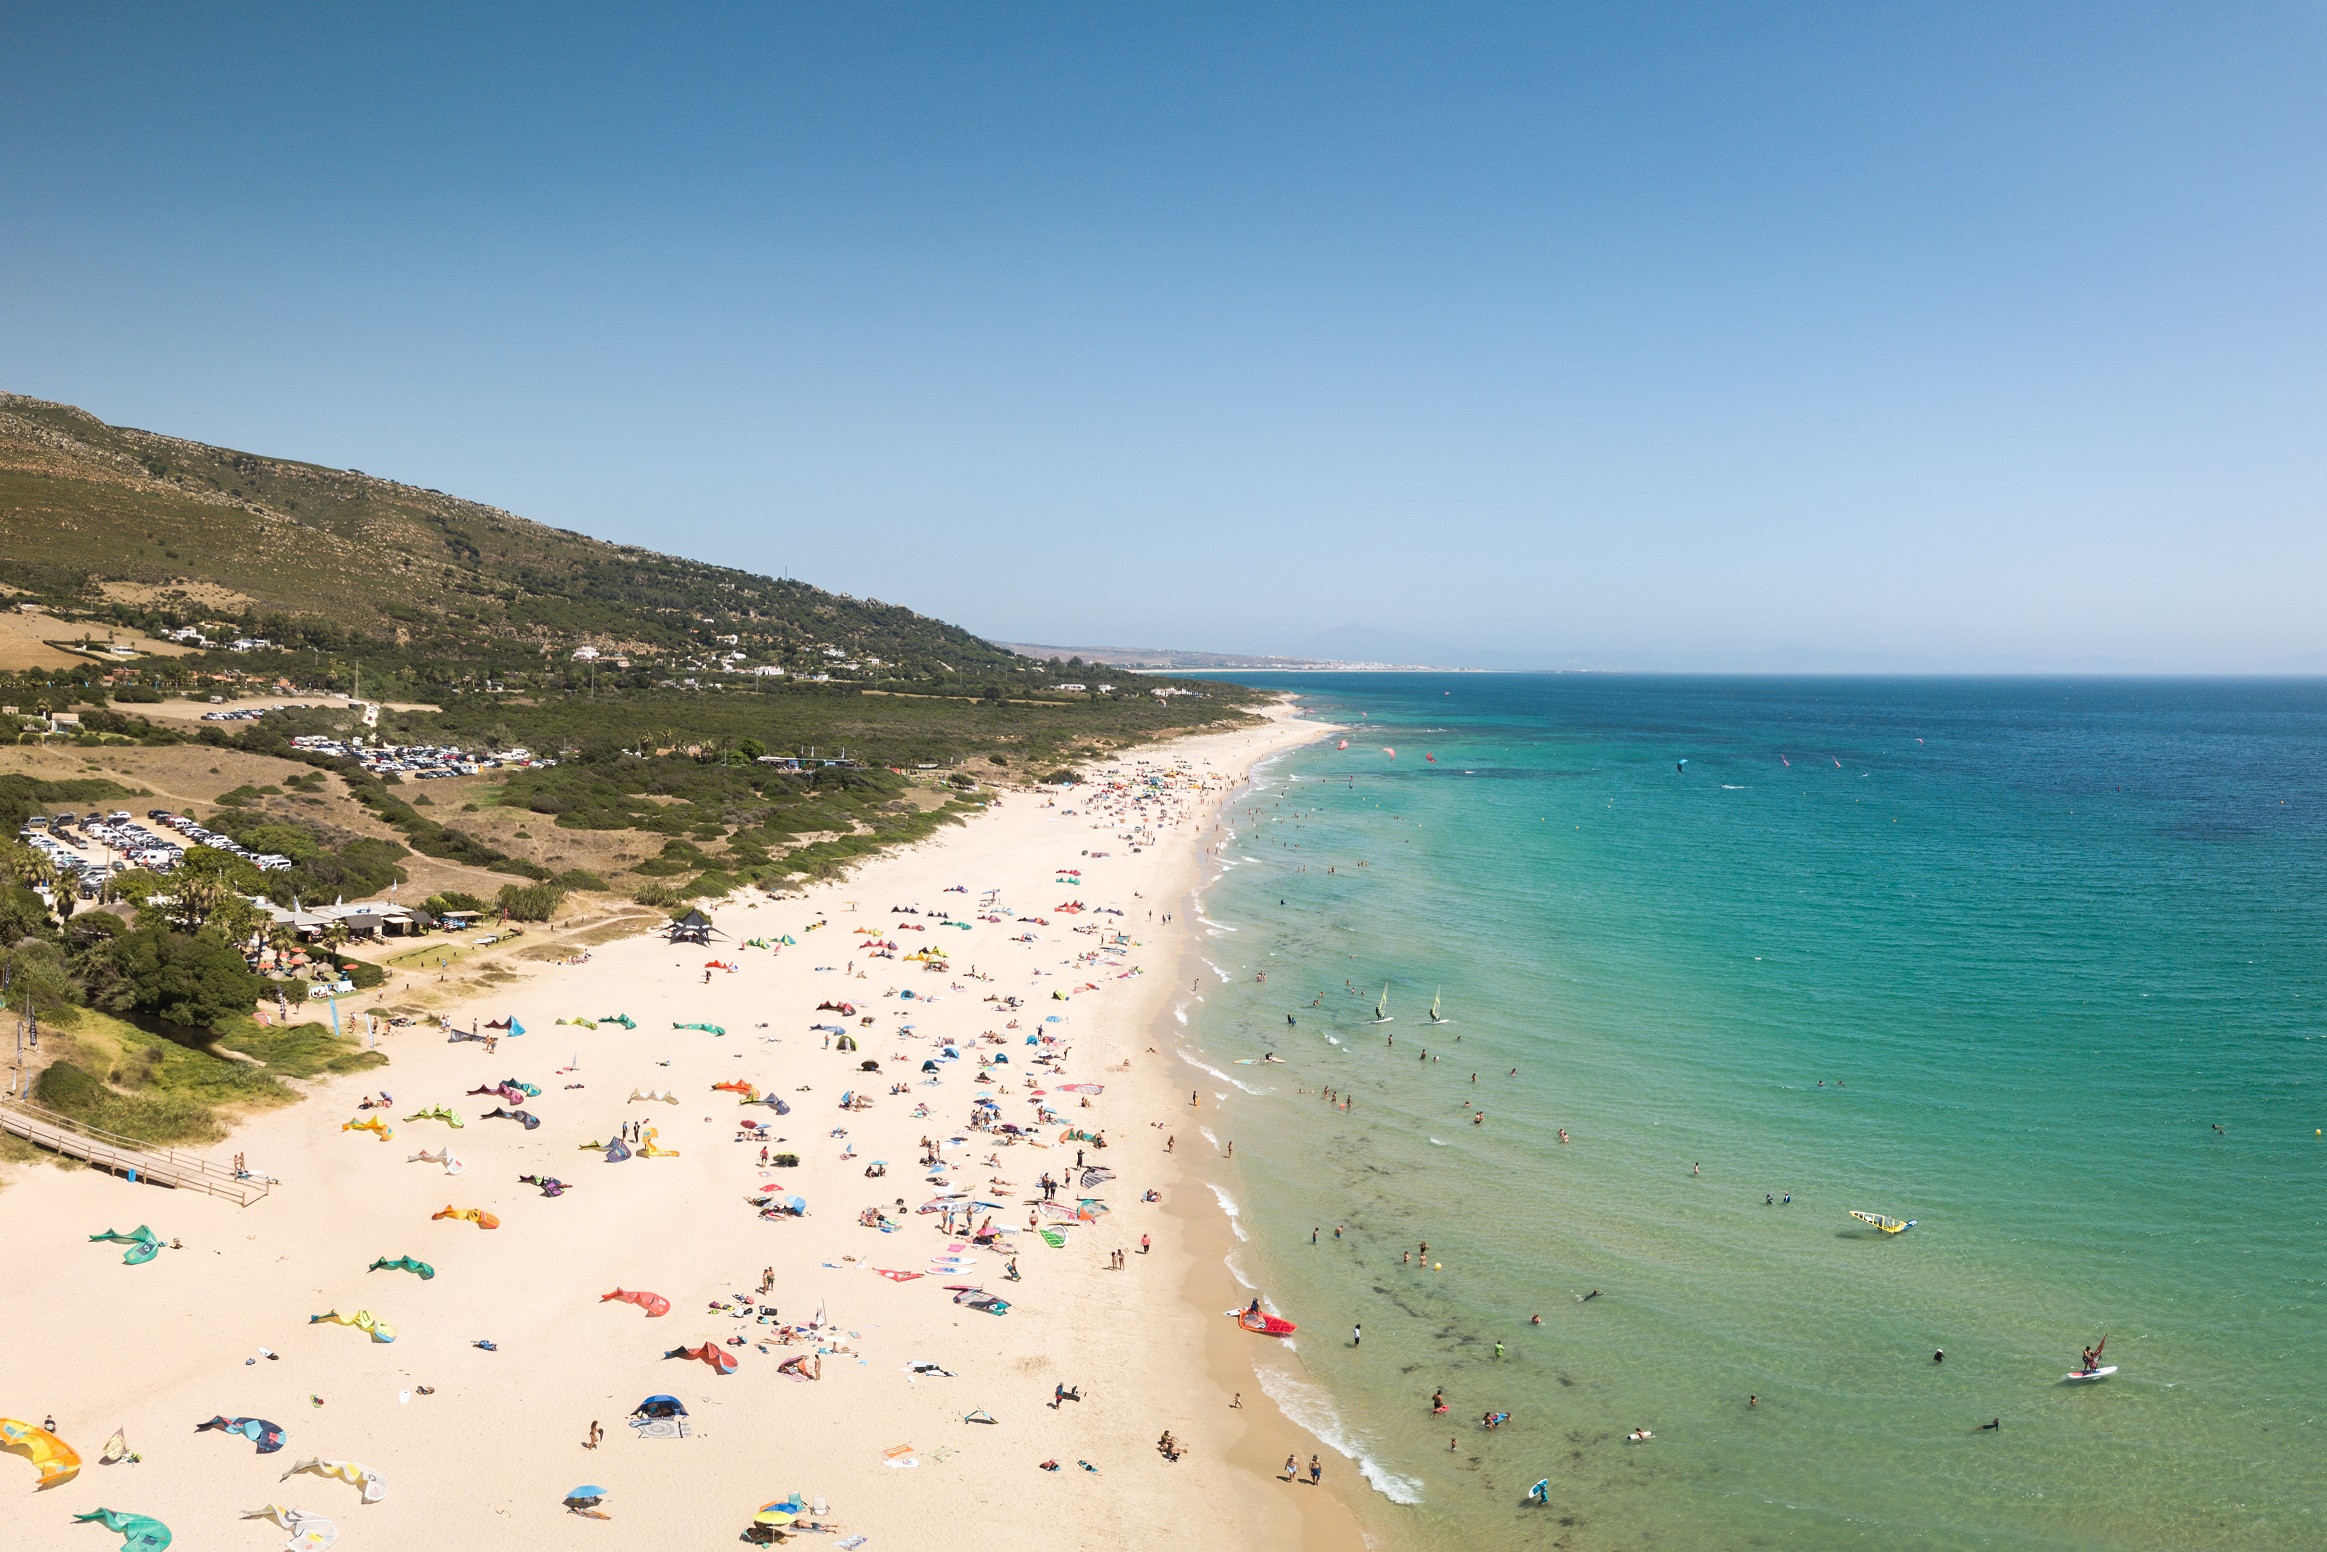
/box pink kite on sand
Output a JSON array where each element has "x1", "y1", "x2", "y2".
[
  {"x1": 600, "y1": 1288, "x2": 671, "y2": 1317},
  {"x1": 667, "y1": 1342, "x2": 739, "y2": 1376}
]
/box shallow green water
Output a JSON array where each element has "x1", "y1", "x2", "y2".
[{"x1": 1187, "y1": 676, "x2": 2327, "y2": 1552}]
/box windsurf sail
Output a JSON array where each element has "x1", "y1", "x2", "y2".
[{"x1": 1848, "y1": 1210, "x2": 1915, "y2": 1234}]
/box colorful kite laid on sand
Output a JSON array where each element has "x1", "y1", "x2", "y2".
[
  {"x1": 71, "y1": 1507, "x2": 171, "y2": 1550},
  {"x1": 239, "y1": 1503, "x2": 338, "y2": 1551},
  {"x1": 308, "y1": 1309, "x2": 396, "y2": 1343},
  {"x1": 432, "y1": 1206, "x2": 501, "y2": 1229},
  {"x1": 1, "y1": 1416, "x2": 82, "y2": 1488},
  {"x1": 339, "y1": 1117, "x2": 392, "y2": 1142},
  {"x1": 600, "y1": 1287, "x2": 672, "y2": 1317},
  {"x1": 87, "y1": 1226, "x2": 163, "y2": 1265},
  {"x1": 195, "y1": 1416, "x2": 285, "y2": 1454},
  {"x1": 406, "y1": 1147, "x2": 464, "y2": 1175},
  {"x1": 279, "y1": 1457, "x2": 386, "y2": 1504},
  {"x1": 368, "y1": 1255, "x2": 435, "y2": 1280},
  {"x1": 664, "y1": 1342, "x2": 739, "y2": 1376},
  {"x1": 401, "y1": 1106, "x2": 463, "y2": 1127}
]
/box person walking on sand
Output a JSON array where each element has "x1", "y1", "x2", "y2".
[
  {"x1": 1282, "y1": 1453, "x2": 1299, "y2": 1481},
  {"x1": 1140, "y1": 1233, "x2": 1151, "y2": 1255},
  {"x1": 1308, "y1": 1455, "x2": 1323, "y2": 1485},
  {"x1": 1352, "y1": 1323, "x2": 1362, "y2": 1347}
]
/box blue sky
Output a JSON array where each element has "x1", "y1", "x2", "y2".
[{"x1": 3, "y1": 5, "x2": 2322, "y2": 670}]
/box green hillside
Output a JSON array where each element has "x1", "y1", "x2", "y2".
[
  {"x1": 0, "y1": 389, "x2": 1263, "y2": 782},
  {"x1": 0, "y1": 391, "x2": 1022, "y2": 683}
]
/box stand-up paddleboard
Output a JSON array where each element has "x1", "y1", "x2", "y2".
[{"x1": 2063, "y1": 1366, "x2": 2117, "y2": 1382}]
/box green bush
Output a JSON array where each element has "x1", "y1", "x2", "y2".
[
  {"x1": 631, "y1": 882, "x2": 684, "y2": 909},
  {"x1": 496, "y1": 881, "x2": 566, "y2": 921},
  {"x1": 339, "y1": 959, "x2": 387, "y2": 989},
  {"x1": 554, "y1": 868, "x2": 608, "y2": 891},
  {"x1": 425, "y1": 891, "x2": 487, "y2": 914},
  {"x1": 100, "y1": 925, "x2": 268, "y2": 1031}
]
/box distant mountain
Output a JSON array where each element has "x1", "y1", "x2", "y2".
[{"x1": 0, "y1": 392, "x2": 1022, "y2": 683}]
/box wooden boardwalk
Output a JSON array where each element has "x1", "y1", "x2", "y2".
[{"x1": 0, "y1": 1097, "x2": 269, "y2": 1206}]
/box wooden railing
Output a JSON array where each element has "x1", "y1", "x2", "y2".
[{"x1": 0, "y1": 1096, "x2": 269, "y2": 1205}]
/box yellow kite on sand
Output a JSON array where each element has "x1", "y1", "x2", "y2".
[
  {"x1": 340, "y1": 1117, "x2": 393, "y2": 1142},
  {"x1": 308, "y1": 1308, "x2": 396, "y2": 1343},
  {"x1": 432, "y1": 1206, "x2": 501, "y2": 1229},
  {"x1": 1, "y1": 1416, "x2": 81, "y2": 1488},
  {"x1": 280, "y1": 1458, "x2": 386, "y2": 1503}
]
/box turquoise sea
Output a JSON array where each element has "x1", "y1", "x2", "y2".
[{"x1": 1186, "y1": 676, "x2": 2327, "y2": 1552}]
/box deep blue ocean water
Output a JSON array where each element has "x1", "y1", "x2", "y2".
[{"x1": 1187, "y1": 676, "x2": 2327, "y2": 1551}]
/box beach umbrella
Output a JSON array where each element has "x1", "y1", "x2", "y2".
[{"x1": 564, "y1": 1485, "x2": 610, "y2": 1518}]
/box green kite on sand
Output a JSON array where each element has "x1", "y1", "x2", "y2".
[
  {"x1": 402, "y1": 1106, "x2": 464, "y2": 1128},
  {"x1": 556, "y1": 1017, "x2": 599, "y2": 1028},
  {"x1": 368, "y1": 1255, "x2": 436, "y2": 1280},
  {"x1": 72, "y1": 1508, "x2": 172, "y2": 1551},
  {"x1": 1039, "y1": 1229, "x2": 1068, "y2": 1249},
  {"x1": 673, "y1": 1021, "x2": 726, "y2": 1035},
  {"x1": 598, "y1": 1014, "x2": 637, "y2": 1029},
  {"x1": 89, "y1": 1227, "x2": 163, "y2": 1266}
]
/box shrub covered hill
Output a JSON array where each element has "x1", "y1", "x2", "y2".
[
  {"x1": 0, "y1": 391, "x2": 1029, "y2": 680},
  {"x1": 0, "y1": 390, "x2": 1264, "y2": 773}
]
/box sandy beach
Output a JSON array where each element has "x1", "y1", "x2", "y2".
[{"x1": 3, "y1": 705, "x2": 1367, "y2": 1552}]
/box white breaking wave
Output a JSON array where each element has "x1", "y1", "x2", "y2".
[
  {"x1": 1172, "y1": 1004, "x2": 1189, "y2": 1025},
  {"x1": 1254, "y1": 1365, "x2": 1425, "y2": 1505},
  {"x1": 1224, "y1": 1250, "x2": 1256, "y2": 1290},
  {"x1": 1205, "y1": 1180, "x2": 1249, "y2": 1241},
  {"x1": 1199, "y1": 916, "x2": 1240, "y2": 933},
  {"x1": 1180, "y1": 1050, "x2": 1264, "y2": 1095},
  {"x1": 1428, "y1": 1137, "x2": 1448, "y2": 1146}
]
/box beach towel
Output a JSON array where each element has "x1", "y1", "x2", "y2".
[{"x1": 873, "y1": 1269, "x2": 923, "y2": 1281}]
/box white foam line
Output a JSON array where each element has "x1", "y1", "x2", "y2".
[
  {"x1": 1254, "y1": 1366, "x2": 1424, "y2": 1505},
  {"x1": 1172, "y1": 1004, "x2": 1189, "y2": 1026},
  {"x1": 1180, "y1": 1050, "x2": 1264, "y2": 1095},
  {"x1": 1205, "y1": 1180, "x2": 1249, "y2": 1241},
  {"x1": 1224, "y1": 1250, "x2": 1256, "y2": 1290},
  {"x1": 1204, "y1": 959, "x2": 1232, "y2": 982}
]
